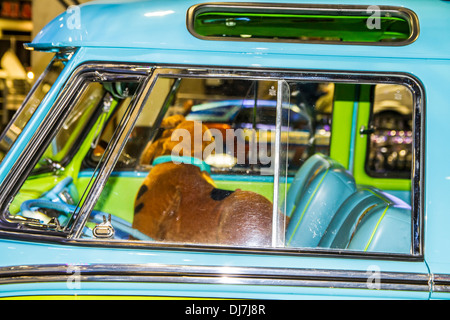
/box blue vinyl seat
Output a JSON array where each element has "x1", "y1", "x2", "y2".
[
  {"x1": 318, "y1": 187, "x2": 411, "y2": 254},
  {"x1": 285, "y1": 154, "x2": 357, "y2": 248}
]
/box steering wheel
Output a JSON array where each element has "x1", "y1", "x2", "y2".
[
  {"x1": 19, "y1": 177, "x2": 152, "y2": 241},
  {"x1": 41, "y1": 176, "x2": 78, "y2": 203}
]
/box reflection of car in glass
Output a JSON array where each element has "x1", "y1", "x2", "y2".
[
  {"x1": 0, "y1": 0, "x2": 448, "y2": 300},
  {"x1": 185, "y1": 99, "x2": 329, "y2": 171}
]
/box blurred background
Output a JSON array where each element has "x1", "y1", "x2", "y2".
[{"x1": 0, "y1": 0, "x2": 91, "y2": 131}]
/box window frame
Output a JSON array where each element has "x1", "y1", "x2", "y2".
[{"x1": 0, "y1": 62, "x2": 425, "y2": 261}]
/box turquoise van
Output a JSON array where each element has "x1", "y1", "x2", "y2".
[{"x1": 0, "y1": 0, "x2": 448, "y2": 299}]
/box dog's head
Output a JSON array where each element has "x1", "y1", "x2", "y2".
[{"x1": 140, "y1": 114, "x2": 214, "y2": 165}]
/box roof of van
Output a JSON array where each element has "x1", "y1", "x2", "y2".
[{"x1": 28, "y1": 0, "x2": 450, "y2": 60}]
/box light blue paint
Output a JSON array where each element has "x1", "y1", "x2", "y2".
[{"x1": 28, "y1": 0, "x2": 450, "y2": 60}]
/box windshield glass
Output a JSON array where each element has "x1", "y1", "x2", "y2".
[{"x1": 0, "y1": 56, "x2": 66, "y2": 164}]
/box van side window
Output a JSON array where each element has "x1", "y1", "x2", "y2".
[
  {"x1": 282, "y1": 82, "x2": 415, "y2": 253},
  {"x1": 188, "y1": 4, "x2": 419, "y2": 46},
  {"x1": 2, "y1": 65, "x2": 420, "y2": 256}
]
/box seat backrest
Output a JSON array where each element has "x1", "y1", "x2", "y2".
[
  {"x1": 319, "y1": 187, "x2": 411, "y2": 254},
  {"x1": 285, "y1": 154, "x2": 356, "y2": 248},
  {"x1": 284, "y1": 153, "x2": 338, "y2": 218}
]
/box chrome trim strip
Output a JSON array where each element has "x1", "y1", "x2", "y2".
[
  {"x1": 0, "y1": 263, "x2": 431, "y2": 292},
  {"x1": 431, "y1": 274, "x2": 450, "y2": 293}
]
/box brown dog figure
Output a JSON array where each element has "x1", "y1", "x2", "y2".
[{"x1": 132, "y1": 115, "x2": 276, "y2": 246}]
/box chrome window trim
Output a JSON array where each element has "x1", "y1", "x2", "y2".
[
  {"x1": 187, "y1": 3, "x2": 420, "y2": 46},
  {"x1": 0, "y1": 263, "x2": 431, "y2": 293},
  {"x1": 72, "y1": 66, "x2": 425, "y2": 258},
  {"x1": 0, "y1": 63, "x2": 425, "y2": 261}
]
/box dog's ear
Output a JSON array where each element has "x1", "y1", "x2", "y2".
[
  {"x1": 140, "y1": 139, "x2": 163, "y2": 165},
  {"x1": 160, "y1": 114, "x2": 185, "y2": 129}
]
